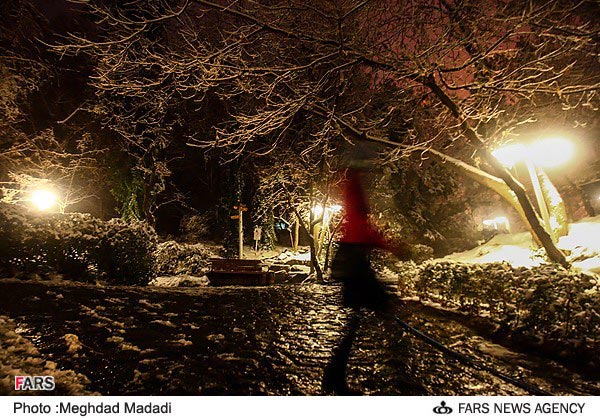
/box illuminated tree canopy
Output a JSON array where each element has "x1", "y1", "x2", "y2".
[{"x1": 1, "y1": 0, "x2": 598, "y2": 261}]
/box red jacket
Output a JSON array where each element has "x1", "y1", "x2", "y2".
[{"x1": 339, "y1": 170, "x2": 388, "y2": 249}]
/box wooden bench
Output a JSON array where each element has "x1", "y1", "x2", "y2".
[{"x1": 207, "y1": 258, "x2": 272, "y2": 286}]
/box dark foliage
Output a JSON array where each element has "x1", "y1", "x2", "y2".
[{"x1": 0, "y1": 203, "x2": 157, "y2": 284}]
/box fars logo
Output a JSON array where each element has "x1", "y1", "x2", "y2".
[
  {"x1": 433, "y1": 401, "x2": 453, "y2": 414},
  {"x1": 14, "y1": 376, "x2": 55, "y2": 391}
]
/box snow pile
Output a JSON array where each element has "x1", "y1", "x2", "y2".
[
  {"x1": 243, "y1": 247, "x2": 313, "y2": 282},
  {"x1": 155, "y1": 241, "x2": 215, "y2": 277},
  {"x1": 442, "y1": 231, "x2": 544, "y2": 267},
  {"x1": 106, "y1": 335, "x2": 141, "y2": 352},
  {"x1": 263, "y1": 248, "x2": 311, "y2": 265},
  {"x1": 261, "y1": 248, "x2": 311, "y2": 270},
  {"x1": 557, "y1": 216, "x2": 600, "y2": 273},
  {"x1": 149, "y1": 274, "x2": 209, "y2": 287},
  {"x1": 0, "y1": 316, "x2": 95, "y2": 395},
  {"x1": 64, "y1": 334, "x2": 82, "y2": 354},
  {"x1": 443, "y1": 216, "x2": 600, "y2": 273},
  {"x1": 149, "y1": 276, "x2": 181, "y2": 287}
]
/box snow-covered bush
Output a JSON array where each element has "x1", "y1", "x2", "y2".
[
  {"x1": 372, "y1": 244, "x2": 434, "y2": 273},
  {"x1": 97, "y1": 219, "x2": 158, "y2": 285},
  {"x1": 398, "y1": 260, "x2": 600, "y2": 365},
  {"x1": 396, "y1": 261, "x2": 420, "y2": 296},
  {"x1": 155, "y1": 241, "x2": 214, "y2": 276},
  {"x1": 410, "y1": 244, "x2": 435, "y2": 263},
  {"x1": 0, "y1": 202, "x2": 157, "y2": 284}
]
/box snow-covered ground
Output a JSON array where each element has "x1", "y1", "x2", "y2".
[
  {"x1": 245, "y1": 245, "x2": 311, "y2": 263},
  {"x1": 150, "y1": 274, "x2": 209, "y2": 288},
  {"x1": 442, "y1": 215, "x2": 600, "y2": 274},
  {"x1": 0, "y1": 315, "x2": 95, "y2": 395}
]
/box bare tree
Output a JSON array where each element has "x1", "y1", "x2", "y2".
[
  {"x1": 0, "y1": 2, "x2": 105, "y2": 213},
  {"x1": 0, "y1": 130, "x2": 105, "y2": 212},
  {"x1": 53, "y1": 0, "x2": 599, "y2": 265},
  {"x1": 253, "y1": 143, "x2": 344, "y2": 280}
]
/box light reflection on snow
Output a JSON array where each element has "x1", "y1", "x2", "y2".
[
  {"x1": 445, "y1": 215, "x2": 600, "y2": 273},
  {"x1": 476, "y1": 245, "x2": 543, "y2": 268}
]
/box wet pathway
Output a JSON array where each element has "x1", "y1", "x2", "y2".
[{"x1": 0, "y1": 279, "x2": 598, "y2": 395}]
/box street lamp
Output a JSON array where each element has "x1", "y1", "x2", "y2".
[
  {"x1": 311, "y1": 205, "x2": 325, "y2": 218},
  {"x1": 492, "y1": 137, "x2": 575, "y2": 169},
  {"x1": 491, "y1": 144, "x2": 528, "y2": 169},
  {"x1": 529, "y1": 137, "x2": 575, "y2": 168},
  {"x1": 492, "y1": 137, "x2": 575, "y2": 242},
  {"x1": 311, "y1": 204, "x2": 343, "y2": 219},
  {"x1": 310, "y1": 203, "x2": 343, "y2": 259},
  {"x1": 30, "y1": 189, "x2": 58, "y2": 212}
]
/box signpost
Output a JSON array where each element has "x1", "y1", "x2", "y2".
[{"x1": 232, "y1": 203, "x2": 247, "y2": 258}]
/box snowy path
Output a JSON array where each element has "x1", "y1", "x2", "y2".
[{"x1": 0, "y1": 279, "x2": 598, "y2": 395}]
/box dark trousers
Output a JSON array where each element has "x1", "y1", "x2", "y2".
[
  {"x1": 323, "y1": 243, "x2": 393, "y2": 395},
  {"x1": 322, "y1": 308, "x2": 362, "y2": 395}
]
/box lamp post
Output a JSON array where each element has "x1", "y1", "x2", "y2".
[{"x1": 492, "y1": 137, "x2": 574, "y2": 243}]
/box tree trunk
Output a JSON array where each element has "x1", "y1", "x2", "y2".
[
  {"x1": 424, "y1": 148, "x2": 541, "y2": 245},
  {"x1": 293, "y1": 207, "x2": 323, "y2": 281},
  {"x1": 293, "y1": 216, "x2": 300, "y2": 252},
  {"x1": 323, "y1": 217, "x2": 343, "y2": 272},
  {"x1": 484, "y1": 150, "x2": 569, "y2": 267},
  {"x1": 424, "y1": 76, "x2": 569, "y2": 267},
  {"x1": 537, "y1": 168, "x2": 569, "y2": 239},
  {"x1": 141, "y1": 179, "x2": 155, "y2": 226}
]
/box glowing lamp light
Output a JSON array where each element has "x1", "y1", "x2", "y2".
[
  {"x1": 529, "y1": 137, "x2": 574, "y2": 168},
  {"x1": 311, "y1": 205, "x2": 325, "y2": 217},
  {"x1": 311, "y1": 204, "x2": 343, "y2": 217},
  {"x1": 491, "y1": 143, "x2": 528, "y2": 168},
  {"x1": 30, "y1": 189, "x2": 58, "y2": 212},
  {"x1": 492, "y1": 137, "x2": 574, "y2": 169},
  {"x1": 482, "y1": 216, "x2": 510, "y2": 231},
  {"x1": 330, "y1": 204, "x2": 343, "y2": 213},
  {"x1": 310, "y1": 204, "x2": 343, "y2": 226}
]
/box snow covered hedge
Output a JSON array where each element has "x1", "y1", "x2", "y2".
[
  {"x1": 397, "y1": 260, "x2": 600, "y2": 366},
  {"x1": 155, "y1": 241, "x2": 214, "y2": 276},
  {"x1": 0, "y1": 203, "x2": 157, "y2": 284},
  {"x1": 372, "y1": 243, "x2": 434, "y2": 271}
]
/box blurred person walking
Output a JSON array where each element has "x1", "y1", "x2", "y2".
[{"x1": 322, "y1": 168, "x2": 410, "y2": 395}]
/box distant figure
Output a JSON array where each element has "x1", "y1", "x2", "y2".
[
  {"x1": 253, "y1": 226, "x2": 262, "y2": 251},
  {"x1": 322, "y1": 168, "x2": 410, "y2": 395}
]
